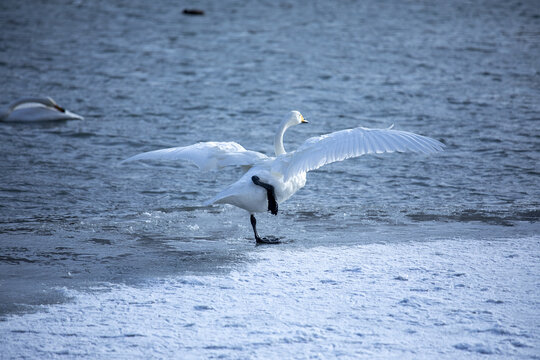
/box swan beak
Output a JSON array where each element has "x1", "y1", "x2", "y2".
[
  {"x1": 301, "y1": 117, "x2": 309, "y2": 124},
  {"x1": 53, "y1": 104, "x2": 66, "y2": 113}
]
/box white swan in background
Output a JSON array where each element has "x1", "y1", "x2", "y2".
[
  {"x1": 0, "y1": 97, "x2": 83, "y2": 122},
  {"x1": 123, "y1": 111, "x2": 444, "y2": 243}
]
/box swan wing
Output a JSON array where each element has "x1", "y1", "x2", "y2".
[
  {"x1": 281, "y1": 127, "x2": 444, "y2": 181},
  {"x1": 122, "y1": 141, "x2": 269, "y2": 171}
]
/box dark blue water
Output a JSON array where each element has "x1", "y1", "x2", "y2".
[{"x1": 0, "y1": 0, "x2": 539, "y2": 357}]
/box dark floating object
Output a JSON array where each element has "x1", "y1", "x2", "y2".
[{"x1": 183, "y1": 9, "x2": 204, "y2": 16}]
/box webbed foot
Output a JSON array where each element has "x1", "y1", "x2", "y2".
[
  {"x1": 250, "y1": 214, "x2": 281, "y2": 245},
  {"x1": 251, "y1": 176, "x2": 278, "y2": 215},
  {"x1": 267, "y1": 196, "x2": 278, "y2": 215},
  {"x1": 255, "y1": 235, "x2": 281, "y2": 245}
]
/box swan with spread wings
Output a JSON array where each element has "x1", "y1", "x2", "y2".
[{"x1": 123, "y1": 111, "x2": 444, "y2": 243}]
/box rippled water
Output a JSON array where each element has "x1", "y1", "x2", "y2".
[{"x1": 1, "y1": 0, "x2": 539, "y2": 358}]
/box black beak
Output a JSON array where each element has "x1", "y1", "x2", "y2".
[{"x1": 53, "y1": 104, "x2": 66, "y2": 113}]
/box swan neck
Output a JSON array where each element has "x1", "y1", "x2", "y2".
[
  {"x1": 274, "y1": 120, "x2": 290, "y2": 156},
  {"x1": 9, "y1": 97, "x2": 51, "y2": 111}
]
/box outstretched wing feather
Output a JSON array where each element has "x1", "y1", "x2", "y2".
[
  {"x1": 283, "y1": 127, "x2": 444, "y2": 180},
  {"x1": 122, "y1": 141, "x2": 268, "y2": 171}
]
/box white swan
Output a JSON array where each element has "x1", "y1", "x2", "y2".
[
  {"x1": 0, "y1": 97, "x2": 83, "y2": 122},
  {"x1": 123, "y1": 111, "x2": 444, "y2": 243}
]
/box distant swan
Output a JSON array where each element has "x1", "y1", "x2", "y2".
[
  {"x1": 123, "y1": 111, "x2": 444, "y2": 243},
  {"x1": 0, "y1": 97, "x2": 83, "y2": 122}
]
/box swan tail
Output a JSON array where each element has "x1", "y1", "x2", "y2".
[
  {"x1": 203, "y1": 190, "x2": 232, "y2": 207},
  {"x1": 203, "y1": 180, "x2": 266, "y2": 213}
]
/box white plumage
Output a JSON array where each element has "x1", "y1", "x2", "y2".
[
  {"x1": 277, "y1": 126, "x2": 444, "y2": 181},
  {"x1": 1, "y1": 97, "x2": 83, "y2": 122},
  {"x1": 123, "y1": 111, "x2": 444, "y2": 242},
  {"x1": 123, "y1": 142, "x2": 268, "y2": 171}
]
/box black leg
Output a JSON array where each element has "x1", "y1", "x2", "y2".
[
  {"x1": 250, "y1": 214, "x2": 261, "y2": 242},
  {"x1": 250, "y1": 214, "x2": 280, "y2": 245},
  {"x1": 251, "y1": 176, "x2": 278, "y2": 215}
]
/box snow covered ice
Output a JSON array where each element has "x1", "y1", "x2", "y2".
[{"x1": 1, "y1": 235, "x2": 538, "y2": 359}]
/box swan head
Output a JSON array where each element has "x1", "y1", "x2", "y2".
[
  {"x1": 274, "y1": 111, "x2": 308, "y2": 156},
  {"x1": 43, "y1": 97, "x2": 66, "y2": 113},
  {"x1": 288, "y1": 110, "x2": 308, "y2": 126}
]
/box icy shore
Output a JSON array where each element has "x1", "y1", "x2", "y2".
[{"x1": 1, "y1": 235, "x2": 538, "y2": 359}]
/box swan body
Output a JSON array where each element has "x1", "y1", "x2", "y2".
[
  {"x1": 206, "y1": 162, "x2": 307, "y2": 214},
  {"x1": 0, "y1": 97, "x2": 83, "y2": 122},
  {"x1": 124, "y1": 111, "x2": 444, "y2": 242}
]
